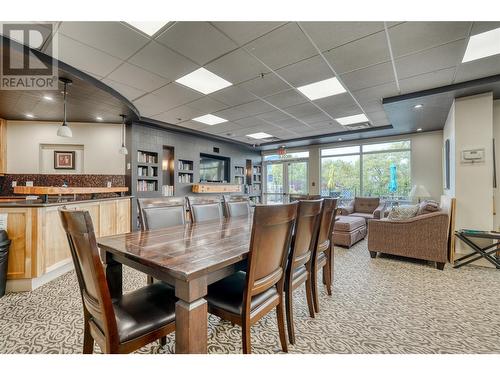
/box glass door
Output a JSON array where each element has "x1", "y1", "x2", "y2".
[
  {"x1": 265, "y1": 160, "x2": 308, "y2": 204},
  {"x1": 265, "y1": 163, "x2": 285, "y2": 204}
]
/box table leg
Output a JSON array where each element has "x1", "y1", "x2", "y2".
[
  {"x1": 104, "y1": 252, "x2": 123, "y2": 299},
  {"x1": 174, "y1": 278, "x2": 208, "y2": 354}
]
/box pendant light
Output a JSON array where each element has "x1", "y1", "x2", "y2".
[
  {"x1": 57, "y1": 77, "x2": 73, "y2": 138},
  {"x1": 119, "y1": 114, "x2": 128, "y2": 155}
]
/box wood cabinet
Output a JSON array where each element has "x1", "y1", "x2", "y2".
[
  {"x1": 0, "y1": 198, "x2": 131, "y2": 288},
  {"x1": 0, "y1": 118, "x2": 6, "y2": 175}
]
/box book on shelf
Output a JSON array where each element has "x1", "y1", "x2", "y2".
[
  {"x1": 162, "y1": 185, "x2": 174, "y2": 196},
  {"x1": 178, "y1": 173, "x2": 192, "y2": 183},
  {"x1": 136, "y1": 180, "x2": 157, "y2": 192},
  {"x1": 178, "y1": 160, "x2": 193, "y2": 171},
  {"x1": 137, "y1": 151, "x2": 157, "y2": 164}
]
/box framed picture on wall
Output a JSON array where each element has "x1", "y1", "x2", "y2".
[{"x1": 54, "y1": 151, "x2": 76, "y2": 170}]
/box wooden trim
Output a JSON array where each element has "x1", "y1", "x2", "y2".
[
  {"x1": 192, "y1": 183, "x2": 242, "y2": 193},
  {"x1": 13, "y1": 186, "x2": 128, "y2": 195},
  {"x1": 0, "y1": 118, "x2": 6, "y2": 175}
]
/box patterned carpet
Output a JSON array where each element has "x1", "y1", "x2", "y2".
[{"x1": 1, "y1": 239, "x2": 500, "y2": 354}]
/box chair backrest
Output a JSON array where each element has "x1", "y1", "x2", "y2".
[
  {"x1": 289, "y1": 194, "x2": 322, "y2": 202},
  {"x1": 288, "y1": 199, "x2": 324, "y2": 271},
  {"x1": 187, "y1": 196, "x2": 223, "y2": 222},
  {"x1": 223, "y1": 195, "x2": 251, "y2": 218},
  {"x1": 354, "y1": 197, "x2": 380, "y2": 213},
  {"x1": 59, "y1": 208, "x2": 117, "y2": 340},
  {"x1": 137, "y1": 197, "x2": 185, "y2": 230},
  {"x1": 315, "y1": 198, "x2": 338, "y2": 253},
  {"x1": 244, "y1": 203, "x2": 298, "y2": 303}
]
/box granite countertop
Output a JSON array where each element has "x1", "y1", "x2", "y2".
[{"x1": 0, "y1": 195, "x2": 133, "y2": 208}]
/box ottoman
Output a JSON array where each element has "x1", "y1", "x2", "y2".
[{"x1": 332, "y1": 216, "x2": 367, "y2": 248}]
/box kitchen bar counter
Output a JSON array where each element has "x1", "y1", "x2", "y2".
[
  {"x1": 0, "y1": 196, "x2": 132, "y2": 292},
  {"x1": 0, "y1": 195, "x2": 132, "y2": 207}
]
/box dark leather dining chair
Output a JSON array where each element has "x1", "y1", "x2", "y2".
[
  {"x1": 311, "y1": 198, "x2": 338, "y2": 313},
  {"x1": 137, "y1": 197, "x2": 186, "y2": 230},
  {"x1": 206, "y1": 202, "x2": 298, "y2": 354},
  {"x1": 223, "y1": 195, "x2": 251, "y2": 218},
  {"x1": 59, "y1": 208, "x2": 177, "y2": 354},
  {"x1": 284, "y1": 199, "x2": 323, "y2": 345},
  {"x1": 187, "y1": 196, "x2": 223, "y2": 222}
]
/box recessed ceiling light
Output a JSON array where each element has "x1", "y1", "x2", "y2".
[
  {"x1": 175, "y1": 67, "x2": 232, "y2": 95},
  {"x1": 247, "y1": 132, "x2": 273, "y2": 139},
  {"x1": 96, "y1": 116, "x2": 103, "y2": 121},
  {"x1": 25, "y1": 113, "x2": 35, "y2": 119},
  {"x1": 338, "y1": 138, "x2": 343, "y2": 141},
  {"x1": 414, "y1": 104, "x2": 423, "y2": 109},
  {"x1": 462, "y1": 27, "x2": 500, "y2": 63},
  {"x1": 126, "y1": 21, "x2": 169, "y2": 37},
  {"x1": 297, "y1": 77, "x2": 346, "y2": 101},
  {"x1": 417, "y1": 128, "x2": 423, "y2": 132},
  {"x1": 335, "y1": 114, "x2": 369, "y2": 126},
  {"x1": 192, "y1": 114, "x2": 228, "y2": 125},
  {"x1": 43, "y1": 95, "x2": 53, "y2": 101}
]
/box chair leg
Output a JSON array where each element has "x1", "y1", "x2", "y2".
[
  {"x1": 369, "y1": 251, "x2": 377, "y2": 258},
  {"x1": 436, "y1": 262, "x2": 445, "y2": 270},
  {"x1": 159, "y1": 337, "x2": 167, "y2": 346},
  {"x1": 82, "y1": 315, "x2": 94, "y2": 354},
  {"x1": 276, "y1": 301, "x2": 288, "y2": 353},
  {"x1": 285, "y1": 286, "x2": 295, "y2": 345},
  {"x1": 305, "y1": 276, "x2": 315, "y2": 318},
  {"x1": 242, "y1": 320, "x2": 252, "y2": 354},
  {"x1": 146, "y1": 275, "x2": 154, "y2": 284},
  {"x1": 311, "y1": 266, "x2": 320, "y2": 314},
  {"x1": 324, "y1": 250, "x2": 333, "y2": 296}
]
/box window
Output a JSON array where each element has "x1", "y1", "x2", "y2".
[
  {"x1": 264, "y1": 151, "x2": 309, "y2": 161},
  {"x1": 320, "y1": 140, "x2": 411, "y2": 202}
]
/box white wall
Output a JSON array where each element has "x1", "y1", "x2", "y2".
[
  {"x1": 493, "y1": 100, "x2": 500, "y2": 229},
  {"x1": 6, "y1": 121, "x2": 125, "y2": 175},
  {"x1": 262, "y1": 131, "x2": 444, "y2": 201}
]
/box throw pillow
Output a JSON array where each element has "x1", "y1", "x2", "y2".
[
  {"x1": 387, "y1": 205, "x2": 419, "y2": 221},
  {"x1": 417, "y1": 200, "x2": 440, "y2": 215}
]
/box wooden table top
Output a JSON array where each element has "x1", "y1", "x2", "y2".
[
  {"x1": 14, "y1": 186, "x2": 128, "y2": 195},
  {"x1": 97, "y1": 216, "x2": 253, "y2": 281}
]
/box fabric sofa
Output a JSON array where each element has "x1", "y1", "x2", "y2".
[
  {"x1": 339, "y1": 197, "x2": 385, "y2": 222},
  {"x1": 367, "y1": 196, "x2": 455, "y2": 270}
]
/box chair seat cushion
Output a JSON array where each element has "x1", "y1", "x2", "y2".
[
  {"x1": 349, "y1": 212, "x2": 375, "y2": 220},
  {"x1": 113, "y1": 283, "x2": 176, "y2": 343},
  {"x1": 206, "y1": 271, "x2": 278, "y2": 315},
  {"x1": 334, "y1": 216, "x2": 366, "y2": 231}
]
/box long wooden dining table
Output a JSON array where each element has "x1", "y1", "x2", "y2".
[{"x1": 97, "y1": 216, "x2": 253, "y2": 354}]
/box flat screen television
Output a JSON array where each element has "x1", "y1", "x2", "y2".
[{"x1": 199, "y1": 154, "x2": 229, "y2": 183}]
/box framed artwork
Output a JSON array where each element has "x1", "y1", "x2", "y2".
[
  {"x1": 444, "y1": 139, "x2": 450, "y2": 189},
  {"x1": 54, "y1": 151, "x2": 75, "y2": 170}
]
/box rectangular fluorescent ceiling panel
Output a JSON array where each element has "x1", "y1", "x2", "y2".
[
  {"x1": 336, "y1": 114, "x2": 369, "y2": 125},
  {"x1": 462, "y1": 27, "x2": 500, "y2": 63},
  {"x1": 175, "y1": 67, "x2": 232, "y2": 95},
  {"x1": 126, "y1": 21, "x2": 169, "y2": 36},
  {"x1": 192, "y1": 114, "x2": 228, "y2": 125},
  {"x1": 247, "y1": 132, "x2": 273, "y2": 139},
  {"x1": 297, "y1": 77, "x2": 346, "y2": 100}
]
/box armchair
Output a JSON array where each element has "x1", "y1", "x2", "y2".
[
  {"x1": 339, "y1": 197, "x2": 385, "y2": 221},
  {"x1": 368, "y1": 211, "x2": 450, "y2": 270}
]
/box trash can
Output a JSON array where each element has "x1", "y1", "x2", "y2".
[{"x1": 0, "y1": 230, "x2": 11, "y2": 298}]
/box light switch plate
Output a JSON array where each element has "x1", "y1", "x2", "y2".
[{"x1": 26, "y1": 181, "x2": 34, "y2": 187}]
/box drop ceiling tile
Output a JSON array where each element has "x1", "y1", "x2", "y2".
[
  {"x1": 365, "y1": 110, "x2": 390, "y2": 125},
  {"x1": 470, "y1": 22, "x2": 500, "y2": 35},
  {"x1": 238, "y1": 74, "x2": 290, "y2": 98},
  {"x1": 454, "y1": 55, "x2": 500, "y2": 82},
  {"x1": 264, "y1": 89, "x2": 308, "y2": 108},
  {"x1": 128, "y1": 41, "x2": 198, "y2": 80},
  {"x1": 356, "y1": 100, "x2": 384, "y2": 114},
  {"x1": 340, "y1": 62, "x2": 395, "y2": 92},
  {"x1": 324, "y1": 31, "x2": 391, "y2": 74},
  {"x1": 212, "y1": 107, "x2": 251, "y2": 121},
  {"x1": 151, "y1": 106, "x2": 202, "y2": 124},
  {"x1": 206, "y1": 48, "x2": 269, "y2": 85},
  {"x1": 58, "y1": 21, "x2": 149, "y2": 60},
  {"x1": 351, "y1": 82, "x2": 399, "y2": 102},
  {"x1": 157, "y1": 22, "x2": 238, "y2": 65},
  {"x1": 233, "y1": 117, "x2": 264, "y2": 127},
  {"x1": 132, "y1": 93, "x2": 169, "y2": 116},
  {"x1": 399, "y1": 67, "x2": 456, "y2": 93},
  {"x1": 107, "y1": 63, "x2": 169, "y2": 92},
  {"x1": 395, "y1": 40, "x2": 466, "y2": 79},
  {"x1": 300, "y1": 22, "x2": 386, "y2": 52},
  {"x1": 282, "y1": 102, "x2": 321, "y2": 118},
  {"x1": 245, "y1": 23, "x2": 317, "y2": 70},
  {"x1": 151, "y1": 82, "x2": 204, "y2": 111},
  {"x1": 209, "y1": 86, "x2": 256, "y2": 107},
  {"x1": 256, "y1": 110, "x2": 291, "y2": 122},
  {"x1": 388, "y1": 22, "x2": 470, "y2": 58},
  {"x1": 56, "y1": 34, "x2": 122, "y2": 77},
  {"x1": 274, "y1": 118, "x2": 306, "y2": 128},
  {"x1": 231, "y1": 100, "x2": 275, "y2": 117},
  {"x1": 186, "y1": 96, "x2": 227, "y2": 113},
  {"x1": 102, "y1": 78, "x2": 147, "y2": 101},
  {"x1": 275, "y1": 55, "x2": 332, "y2": 87},
  {"x1": 211, "y1": 22, "x2": 286, "y2": 45},
  {"x1": 204, "y1": 122, "x2": 240, "y2": 135},
  {"x1": 314, "y1": 92, "x2": 359, "y2": 113}
]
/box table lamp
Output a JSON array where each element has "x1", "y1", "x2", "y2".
[{"x1": 410, "y1": 185, "x2": 431, "y2": 203}]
